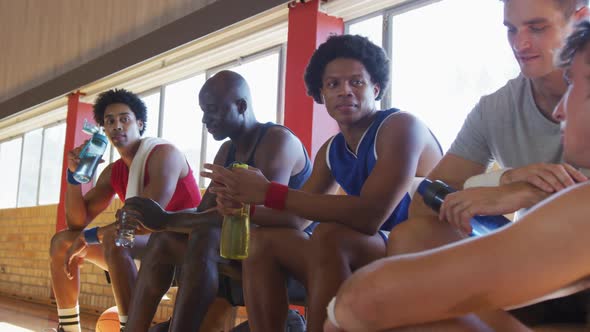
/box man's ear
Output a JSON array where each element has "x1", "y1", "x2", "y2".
[
  {"x1": 237, "y1": 98, "x2": 248, "y2": 114},
  {"x1": 373, "y1": 83, "x2": 381, "y2": 100},
  {"x1": 574, "y1": 5, "x2": 589, "y2": 21},
  {"x1": 138, "y1": 119, "x2": 144, "y2": 132}
]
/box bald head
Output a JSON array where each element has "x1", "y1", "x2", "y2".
[
  {"x1": 199, "y1": 70, "x2": 257, "y2": 141},
  {"x1": 199, "y1": 70, "x2": 252, "y2": 105}
]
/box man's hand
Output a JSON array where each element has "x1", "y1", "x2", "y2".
[
  {"x1": 215, "y1": 193, "x2": 244, "y2": 216},
  {"x1": 64, "y1": 235, "x2": 88, "y2": 280},
  {"x1": 201, "y1": 163, "x2": 269, "y2": 205},
  {"x1": 122, "y1": 197, "x2": 170, "y2": 232},
  {"x1": 439, "y1": 185, "x2": 530, "y2": 234},
  {"x1": 500, "y1": 163, "x2": 587, "y2": 193},
  {"x1": 66, "y1": 141, "x2": 86, "y2": 172},
  {"x1": 66, "y1": 140, "x2": 104, "y2": 173}
]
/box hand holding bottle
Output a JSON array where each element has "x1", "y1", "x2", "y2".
[
  {"x1": 123, "y1": 197, "x2": 170, "y2": 232},
  {"x1": 71, "y1": 120, "x2": 109, "y2": 184},
  {"x1": 66, "y1": 141, "x2": 88, "y2": 173},
  {"x1": 219, "y1": 163, "x2": 251, "y2": 260},
  {"x1": 115, "y1": 210, "x2": 137, "y2": 248},
  {"x1": 201, "y1": 163, "x2": 269, "y2": 205},
  {"x1": 417, "y1": 179, "x2": 511, "y2": 236}
]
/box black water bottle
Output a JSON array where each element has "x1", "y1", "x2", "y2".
[{"x1": 417, "y1": 179, "x2": 511, "y2": 236}]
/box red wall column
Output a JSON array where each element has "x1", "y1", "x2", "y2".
[
  {"x1": 55, "y1": 92, "x2": 95, "y2": 232},
  {"x1": 283, "y1": 0, "x2": 343, "y2": 159}
]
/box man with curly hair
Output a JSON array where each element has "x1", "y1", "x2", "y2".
[
  {"x1": 201, "y1": 34, "x2": 443, "y2": 332},
  {"x1": 48, "y1": 89, "x2": 201, "y2": 332},
  {"x1": 325, "y1": 19, "x2": 590, "y2": 332}
]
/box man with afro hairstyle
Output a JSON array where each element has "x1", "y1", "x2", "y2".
[
  {"x1": 200, "y1": 34, "x2": 443, "y2": 332},
  {"x1": 49, "y1": 89, "x2": 201, "y2": 332}
]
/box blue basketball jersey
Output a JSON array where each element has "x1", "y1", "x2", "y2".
[{"x1": 327, "y1": 109, "x2": 411, "y2": 231}]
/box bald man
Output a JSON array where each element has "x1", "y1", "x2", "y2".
[{"x1": 123, "y1": 70, "x2": 312, "y2": 332}]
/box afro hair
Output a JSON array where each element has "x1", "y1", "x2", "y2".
[
  {"x1": 93, "y1": 89, "x2": 148, "y2": 135},
  {"x1": 304, "y1": 34, "x2": 390, "y2": 104}
]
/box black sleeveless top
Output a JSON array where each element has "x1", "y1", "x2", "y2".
[{"x1": 224, "y1": 122, "x2": 311, "y2": 190}]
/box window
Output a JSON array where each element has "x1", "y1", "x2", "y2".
[
  {"x1": 38, "y1": 123, "x2": 66, "y2": 205},
  {"x1": 141, "y1": 92, "x2": 161, "y2": 138},
  {"x1": 231, "y1": 51, "x2": 281, "y2": 125},
  {"x1": 348, "y1": 14, "x2": 385, "y2": 108},
  {"x1": 387, "y1": 0, "x2": 519, "y2": 151},
  {"x1": 162, "y1": 74, "x2": 206, "y2": 174},
  {"x1": 0, "y1": 138, "x2": 23, "y2": 208},
  {"x1": 17, "y1": 128, "x2": 43, "y2": 207},
  {"x1": 348, "y1": 14, "x2": 383, "y2": 47}
]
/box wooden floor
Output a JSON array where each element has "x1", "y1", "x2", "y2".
[
  {"x1": 0, "y1": 293, "x2": 589, "y2": 332},
  {"x1": 0, "y1": 295, "x2": 98, "y2": 332}
]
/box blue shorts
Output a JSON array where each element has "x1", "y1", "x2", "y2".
[
  {"x1": 378, "y1": 230, "x2": 389, "y2": 243},
  {"x1": 304, "y1": 222, "x2": 389, "y2": 243}
]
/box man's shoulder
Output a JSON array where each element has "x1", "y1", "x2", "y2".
[
  {"x1": 477, "y1": 75, "x2": 528, "y2": 112},
  {"x1": 257, "y1": 124, "x2": 306, "y2": 160},
  {"x1": 263, "y1": 124, "x2": 301, "y2": 146}
]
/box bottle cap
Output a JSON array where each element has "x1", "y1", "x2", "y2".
[
  {"x1": 82, "y1": 119, "x2": 100, "y2": 135},
  {"x1": 230, "y1": 162, "x2": 249, "y2": 170},
  {"x1": 418, "y1": 179, "x2": 454, "y2": 211}
]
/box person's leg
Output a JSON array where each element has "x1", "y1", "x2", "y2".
[
  {"x1": 387, "y1": 311, "x2": 531, "y2": 332},
  {"x1": 125, "y1": 232, "x2": 187, "y2": 332},
  {"x1": 101, "y1": 228, "x2": 150, "y2": 329},
  {"x1": 386, "y1": 218, "x2": 540, "y2": 331},
  {"x1": 49, "y1": 230, "x2": 107, "y2": 331},
  {"x1": 387, "y1": 216, "x2": 464, "y2": 256},
  {"x1": 169, "y1": 224, "x2": 222, "y2": 332},
  {"x1": 323, "y1": 311, "x2": 530, "y2": 332},
  {"x1": 307, "y1": 223, "x2": 386, "y2": 332},
  {"x1": 242, "y1": 226, "x2": 310, "y2": 332}
]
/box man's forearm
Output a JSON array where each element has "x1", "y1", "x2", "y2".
[
  {"x1": 165, "y1": 210, "x2": 222, "y2": 234},
  {"x1": 65, "y1": 184, "x2": 88, "y2": 230}
]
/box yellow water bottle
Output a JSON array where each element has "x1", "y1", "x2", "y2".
[{"x1": 219, "y1": 162, "x2": 250, "y2": 260}]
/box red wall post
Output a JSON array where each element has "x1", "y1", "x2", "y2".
[
  {"x1": 283, "y1": 0, "x2": 343, "y2": 159},
  {"x1": 55, "y1": 92, "x2": 95, "y2": 232}
]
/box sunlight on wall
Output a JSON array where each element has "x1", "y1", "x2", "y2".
[{"x1": 0, "y1": 322, "x2": 33, "y2": 332}]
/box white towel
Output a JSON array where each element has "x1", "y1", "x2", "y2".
[{"x1": 126, "y1": 137, "x2": 169, "y2": 198}]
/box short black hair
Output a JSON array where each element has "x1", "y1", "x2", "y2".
[
  {"x1": 93, "y1": 89, "x2": 147, "y2": 135},
  {"x1": 558, "y1": 19, "x2": 590, "y2": 67},
  {"x1": 304, "y1": 34, "x2": 390, "y2": 104},
  {"x1": 500, "y1": 0, "x2": 588, "y2": 18},
  {"x1": 552, "y1": 0, "x2": 587, "y2": 17}
]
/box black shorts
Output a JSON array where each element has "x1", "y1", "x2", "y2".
[{"x1": 509, "y1": 290, "x2": 590, "y2": 326}]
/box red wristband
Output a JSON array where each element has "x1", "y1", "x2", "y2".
[
  {"x1": 249, "y1": 204, "x2": 256, "y2": 218},
  {"x1": 264, "y1": 182, "x2": 288, "y2": 210}
]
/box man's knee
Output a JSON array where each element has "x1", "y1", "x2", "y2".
[
  {"x1": 308, "y1": 223, "x2": 352, "y2": 255},
  {"x1": 248, "y1": 227, "x2": 278, "y2": 259},
  {"x1": 101, "y1": 227, "x2": 132, "y2": 261},
  {"x1": 50, "y1": 230, "x2": 79, "y2": 258},
  {"x1": 142, "y1": 232, "x2": 187, "y2": 265},
  {"x1": 188, "y1": 226, "x2": 220, "y2": 258}
]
